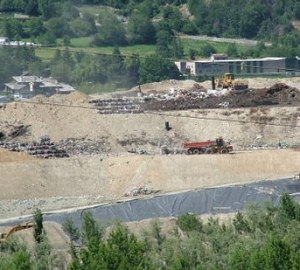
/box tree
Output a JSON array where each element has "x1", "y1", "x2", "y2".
[
  {"x1": 26, "y1": 18, "x2": 45, "y2": 37},
  {"x1": 2, "y1": 19, "x2": 24, "y2": 40},
  {"x1": 200, "y1": 44, "x2": 216, "y2": 57},
  {"x1": 46, "y1": 17, "x2": 71, "y2": 39},
  {"x1": 38, "y1": 0, "x2": 55, "y2": 19},
  {"x1": 226, "y1": 43, "x2": 238, "y2": 57},
  {"x1": 156, "y1": 30, "x2": 175, "y2": 57},
  {"x1": 280, "y1": 193, "x2": 296, "y2": 220},
  {"x1": 25, "y1": 0, "x2": 39, "y2": 16},
  {"x1": 124, "y1": 53, "x2": 140, "y2": 87},
  {"x1": 33, "y1": 208, "x2": 43, "y2": 244},
  {"x1": 233, "y1": 212, "x2": 251, "y2": 233},
  {"x1": 127, "y1": 11, "x2": 156, "y2": 44},
  {"x1": 263, "y1": 234, "x2": 292, "y2": 270},
  {"x1": 239, "y1": 1, "x2": 270, "y2": 38},
  {"x1": 176, "y1": 213, "x2": 203, "y2": 233},
  {"x1": 92, "y1": 12, "x2": 127, "y2": 46},
  {"x1": 139, "y1": 54, "x2": 181, "y2": 83},
  {"x1": 188, "y1": 48, "x2": 198, "y2": 60},
  {"x1": 102, "y1": 223, "x2": 147, "y2": 269}
]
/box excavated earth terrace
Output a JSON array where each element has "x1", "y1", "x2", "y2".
[{"x1": 0, "y1": 79, "x2": 299, "y2": 220}]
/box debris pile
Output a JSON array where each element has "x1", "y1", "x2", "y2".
[
  {"x1": 89, "y1": 98, "x2": 142, "y2": 114},
  {"x1": 124, "y1": 186, "x2": 160, "y2": 197},
  {"x1": 0, "y1": 136, "x2": 69, "y2": 158},
  {"x1": 89, "y1": 83, "x2": 300, "y2": 114},
  {"x1": 59, "y1": 137, "x2": 110, "y2": 155}
]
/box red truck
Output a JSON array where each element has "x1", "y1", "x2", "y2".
[{"x1": 183, "y1": 137, "x2": 233, "y2": 154}]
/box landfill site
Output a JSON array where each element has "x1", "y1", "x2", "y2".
[{"x1": 0, "y1": 77, "x2": 300, "y2": 244}]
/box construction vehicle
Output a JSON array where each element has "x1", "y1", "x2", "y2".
[
  {"x1": 183, "y1": 137, "x2": 233, "y2": 154},
  {"x1": 216, "y1": 73, "x2": 248, "y2": 90},
  {"x1": 0, "y1": 222, "x2": 35, "y2": 243}
]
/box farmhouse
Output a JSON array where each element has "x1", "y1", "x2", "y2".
[{"x1": 4, "y1": 76, "x2": 75, "y2": 99}]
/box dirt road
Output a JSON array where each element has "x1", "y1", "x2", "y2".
[{"x1": 180, "y1": 34, "x2": 272, "y2": 47}]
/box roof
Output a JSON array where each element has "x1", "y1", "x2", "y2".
[
  {"x1": 58, "y1": 83, "x2": 76, "y2": 92},
  {"x1": 5, "y1": 83, "x2": 26, "y2": 90},
  {"x1": 12, "y1": 76, "x2": 43, "y2": 83},
  {"x1": 192, "y1": 57, "x2": 285, "y2": 64},
  {"x1": 40, "y1": 81, "x2": 60, "y2": 88},
  {"x1": 0, "y1": 37, "x2": 9, "y2": 42}
]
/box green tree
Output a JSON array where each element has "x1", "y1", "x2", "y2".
[
  {"x1": 38, "y1": 0, "x2": 55, "y2": 19},
  {"x1": 226, "y1": 43, "x2": 238, "y2": 57},
  {"x1": 139, "y1": 54, "x2": 181, "y2": 83},
  {"x1": 176, "y1": 213, "x2": 203, "y2": 233},
  {"x1": 102, "y1": 223, "x2": 147, "y2": 269},
  {"x1": 92, "y1": 11, "x2": 127, "y2": 46},
  {"x1": 46, "y1": 17, "x2": 71, "y2": 39},
  {"x1": 228, "y1": 245, "x2": 251, "y2": 270},
  {"x1": 33, "y1": 208, "x2": 43, "y2": 244},
  {"x1": 25, "y1": 0, "x2": 39, "y2": 16},
  {"x1": 127, "y1": 11, "x2": 156, "y2": 44},
  {"x1": 263, "y1": 234, "x2": 292, "y2": 270},
  {"x1": 232, "y1": 212, "x2": 251, "y2": 233},
  {"x1": 280, "y1": 193, "x2": 296, "y2": 220},
  {"x1": 26, "y1": 18, "x2": 45, "y2": 37},
  {"x1": 200, "y1": 44, "x2": 216, "y2": 57}
]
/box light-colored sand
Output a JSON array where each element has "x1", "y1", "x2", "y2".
[
  {"x1": 0, "y1": 149, "x2": 299, "y2": 218},
  {"x1": 0, "y1": 79, "x2": 299, "y2": 219}
]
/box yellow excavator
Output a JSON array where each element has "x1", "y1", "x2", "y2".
[
  {"x1": 216, "y1": 73, "x2": 248, "y2": 90},
  {"x1": 0, "y1": 222, "x2": 35, "y2": 243}
]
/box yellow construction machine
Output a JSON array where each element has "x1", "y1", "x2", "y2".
[
  {"x1": 0, "y1": 222, "x2": 35, "y2": 243},
  {"x1": 216, "y1": 73, "x2": 248, "y2": 90}
]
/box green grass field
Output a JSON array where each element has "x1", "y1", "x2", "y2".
[
  {"x1": 35, "y1": 36, "x2": 251, "y2": 62},
  {"x1": 77, "y1": 5, "x2": 114, "y2": 16}
]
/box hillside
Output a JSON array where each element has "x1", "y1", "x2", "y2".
[{"x1": 0, "y1": 77, "x2": 300, "y2": 218}]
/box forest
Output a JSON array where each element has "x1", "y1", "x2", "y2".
[
  {"x1": 0, "y1": 0, "x2": 300, "y2": 92},
  {"x1": 1, "y1": 194, "x2": 300, "y2": 269}
]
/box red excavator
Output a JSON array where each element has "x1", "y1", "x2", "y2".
[{"x1": 183, "y1": 137, "x2": 233, "y2": 154}]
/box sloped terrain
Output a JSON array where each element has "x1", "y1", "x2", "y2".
[{"x1": 0, "y1": 78, "x2": 299, "y2": 219}]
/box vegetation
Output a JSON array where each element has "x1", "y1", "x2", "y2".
[
  {"x1": 1, "y1": 0, "x2": 300, "y2": 92},
  {"x1": 1, "y1": 194, "x2": 300, "y2": 269}
]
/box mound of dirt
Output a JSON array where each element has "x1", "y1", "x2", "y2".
[
  {"x1": 140, "y1": 83, "x2": 300, "y2": 111},
  {"x1": 65, "y1": 90, "x2": 90, "y2": 103}
]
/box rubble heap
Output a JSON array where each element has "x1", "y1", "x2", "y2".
[
  {"x1": 89, "y1": 98, "x2": 143, "y2": 114},
  {"x1": 90, "y1": 83, "x2": 299, "y2": 114},
  {"x1": 0, "y1": 136, "x2": 69, "y2": 158},
  {"x1": 59, "y1": 137, "x2": 110, "y2": 155}
]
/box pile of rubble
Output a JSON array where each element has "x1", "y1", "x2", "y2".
[
  {"x1": 58, "y1": 138, "x2": 110, "y2": 156},
  {"x1": 0, "y1": 136, "x2": 69, "y2": 158},
  {"x1": 91, "y1": 82, "x2": 282, "y2": 114},
  {"x1": 124, "y1": 186, "x2": 160, "y2": 197},
  {"x1": 89, "y1": 98, "x2": 143, "y2": 114}
]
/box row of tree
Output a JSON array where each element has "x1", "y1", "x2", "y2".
[
  {"x1": 188, "y1": 0, "x2": 300, "y2": 39},
  {"x1": 1, "y1": 194, "x2": 300, "y2": 269},
  {"x1": 0, "y1": 47, "x2": 181, "y2": 91},
  {"x1": 2, "y1": 0, "x2": 300, "y2": 57},
  {"x1": 3, "y1": 43, "x2": 300, "y2": 94}
]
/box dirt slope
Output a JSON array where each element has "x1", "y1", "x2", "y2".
[
  {"x1": 0, "y1": 78, "x2": 300, "y2": 219},
  {"x1": 0, "y1": 149, "x2": 299, "y2": 218}
]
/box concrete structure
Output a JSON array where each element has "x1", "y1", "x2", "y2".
[
  {"x1": 0, "y1": 37, "x2": 9, "y2": 46},
  {"x1": 0, "y1": 37, "x2": 40, "y2": 47},
  {"x1": 4, "y1": 76, "x2": 75, "y2": 100},
  {"x1": 175, "y1": 57, "x2": 298, "y2": 77}
]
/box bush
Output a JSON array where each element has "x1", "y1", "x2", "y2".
[{"x1": 176, "y1": 213, "x2": 203, "y2": 233}]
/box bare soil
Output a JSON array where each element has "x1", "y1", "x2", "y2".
[{"x1": 0, "y1": 77, "x2": 299, "y2": 220}]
